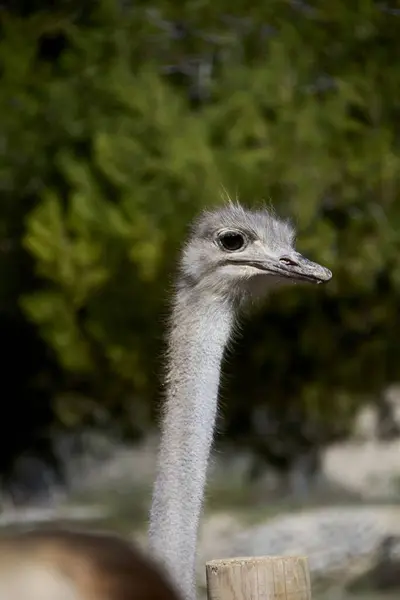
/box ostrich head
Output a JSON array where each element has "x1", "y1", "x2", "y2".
[{"x1": 179, "y1": 203, "x2": 332, "y2": 304}]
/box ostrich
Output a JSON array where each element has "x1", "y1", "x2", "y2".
[
  {"x1": 0, "y1": 201, "x2": 331, "y2": 599},
  {"x1": 149, "y1": 201, "x2": 331, "y2": 600}
]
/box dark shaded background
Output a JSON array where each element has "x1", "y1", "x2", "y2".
[{"x1": 1, "y1": 0, "x2": 400, "y2": 497}]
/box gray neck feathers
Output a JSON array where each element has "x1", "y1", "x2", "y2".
[{"x1": 149, "y1": 285, "x2": 235, "y2": 600}]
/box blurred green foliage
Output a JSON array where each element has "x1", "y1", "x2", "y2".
[{"x1": 1, "y1": 1, "x2": 400, "y2": 476}]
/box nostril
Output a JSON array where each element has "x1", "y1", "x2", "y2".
[{"x1": 279, "y1": 256, "x2": 299, "y2": 267}]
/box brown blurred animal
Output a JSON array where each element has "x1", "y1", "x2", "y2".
[{"x1": 0, "y1": 528, "x2": 180, "y2": 600}]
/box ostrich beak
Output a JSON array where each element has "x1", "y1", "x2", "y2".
[{"x1": 276, "y1": 252, "x2": 332, "y2": 284}]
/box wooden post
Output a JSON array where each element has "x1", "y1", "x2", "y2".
[{"x1": 205, "y1": 556, "x2": 311, "y2": 600}]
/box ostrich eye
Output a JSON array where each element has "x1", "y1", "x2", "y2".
[{"x1": 217, "y1": 231, "x2": 246, "y2": 252}]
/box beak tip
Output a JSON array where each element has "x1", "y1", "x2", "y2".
[{"x1": 322, "y1": 267, "x2": 333, "y2": 282}]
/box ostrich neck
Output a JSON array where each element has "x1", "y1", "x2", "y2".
[{"x1": 149, "y1": 287, "x2": 235, "y2": 600}]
